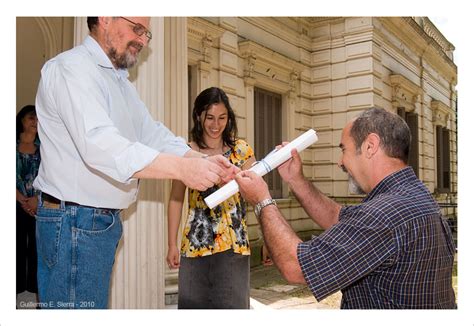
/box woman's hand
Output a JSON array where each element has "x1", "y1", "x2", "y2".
[
  {"x1": 23, "y1": 196, "x2": 38, "y2": 216},
  {"x1": 16, "y1": 190, "x2": 27, "y2": 205},
  {"x1": 166, "y1": 245, "x2": 181, "y2": 269}
]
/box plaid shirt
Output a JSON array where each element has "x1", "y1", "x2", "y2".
[{"x1": 297, "y1": 167, "x2": 456, "y2": 309}]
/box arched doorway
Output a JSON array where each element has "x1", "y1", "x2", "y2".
[{"x1": 16, "y1": 17, "x2": 74, "y2": 113}]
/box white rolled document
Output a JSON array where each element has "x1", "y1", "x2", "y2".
[{"x1": 204, "y1": 129, "x2": 318, "y2": 209}]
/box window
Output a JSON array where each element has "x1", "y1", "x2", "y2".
[
  {"x1": 436, "y1": 125, "x2": 451, "y2": 192},
  {"x1": 254, "y1": 87, "x2": 282, "y2": 198},
  {"x1": 397, "y1": 108, "x2": 419, "y2": 176}
]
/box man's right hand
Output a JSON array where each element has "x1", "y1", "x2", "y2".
[
  {"x1": 134, "y1": 152, "x2": 239, "y2": 191},
  {"x1": 277, "y1": 148, "x2": 305, "y2": 188},
  {"x1": 179, "y1": 156, "x2": 239, "y2": 191},
  {"x1": 206, "y1": 155, "x2": 240, "y2": 184}
]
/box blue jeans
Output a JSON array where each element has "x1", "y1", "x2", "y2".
[{"x1": 35, "y1": 194, "x2": 122, "y2": 309}]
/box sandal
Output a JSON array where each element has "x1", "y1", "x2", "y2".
[
  {"x1": 261, "y1": 245, "x2": 273, "y2": 266},
  {"x1": 262, "y1": 258, "x2": 273, "y2": 266}
]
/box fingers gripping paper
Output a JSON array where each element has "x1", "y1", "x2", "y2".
[{"x1": 204, "y1": 129, "x2": 318, "y2": 209}]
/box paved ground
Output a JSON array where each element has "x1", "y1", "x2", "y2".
[
  {"x1": 16, "y1": 291, "x2": 38, "y2": 309},
  {"x1": 250, "y1": 254, "x2": 458, "y2": 309},
  {"x1": 17, "y1": 255, "x2": 456, "y2": 310},
  {"x1": 16, "y1": 263, "x2": 341, "y2": 310},
  {"x1": 249, "y1": 263, "x2": 341, "y2": 309}
]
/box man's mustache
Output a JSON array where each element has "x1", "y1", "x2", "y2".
[
  {"x1": 128, "y1": 41, "x2": 143, "y2": 52},
  {"x1": 340, "y1": 165, "x2": 348, "y2": 173}
]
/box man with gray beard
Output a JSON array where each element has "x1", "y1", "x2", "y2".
[
  {"x1": 33, "y1": 17, "x2": 238, "y2": 309},
  {"x1": 236, "y1": 108, "x2": 456, "y2": 309}
]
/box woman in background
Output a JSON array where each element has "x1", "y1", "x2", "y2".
[
  {"x1": 16, "y1": 105, "x2": 41, "y2": 296},
  {"x1": 167, "y1": 87, "x2": 255, "y2": 309}
]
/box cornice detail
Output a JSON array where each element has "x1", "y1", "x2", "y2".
[
  {"x1": 187, "y1": 17, "x2": 226, "y2": 63},
  {"x1": 187, "y1": 17, "x2": 226, "y2": 41},
  {"x1": 239, "y1": 40, "x2": 306, "y2": 74},
  {"x1": 431, "y1": 100, "x2": 451, "y2": 127},
  {"x1": 390, "y1": 74, "x2": 422, "y2": 110},
  {"x1": 379, "y1": 17, "x2": 456, "y2": 83}
]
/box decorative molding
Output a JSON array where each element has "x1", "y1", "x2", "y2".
[
  {"x1": 239, "y1": 40, "x2": 307, "y2": 95},
  {"x1": 431, "y1": 100, "x2": 451, "y2": 127},
  {"x1": 199, "y1": 60, "x2": 211, "y2": 73},
  {"x1": 290, "y1": 70, "x2": 299, "y2": 93},
  {"x1": 34, "y1": 17, "x2": 58, "y2": 60},
  {"x1": 420, "y1": 17, "x2": 455, "y2": 55},
  {"x1": 244, "y1": 51, "x2": 256, "y2": 78},
  {"x1": 379, "y1": 17, "x2": 456, "y2": 82},
  {"x1": 201, "y1": 34, "x2": 213, "y2": 63},
  {"x1": 187, "y1": 17, "x2": 226, "y2": 64},
  {"x1": 188, "y1": 17, "x2": 226, "y2": 40},
  {"x1": 389, "y1": 74, "x2": 422, "y2": 111},
  {"x1": 239, "y1": 40, "x2": 306, "y2": 74},
  {"x1": 244, "y1": 76, "x2": 256, "y2": 87},
  {"x1": 240, "y1": 17, "x2": 312, "y2": 50}
]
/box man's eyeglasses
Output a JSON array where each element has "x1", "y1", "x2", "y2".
[{"x1": 120, "y1": 17, "x2": 152, "y2": 41}]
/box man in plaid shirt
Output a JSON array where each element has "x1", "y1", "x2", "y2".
[{"x1": 236, "y1": 108, "x2": 456, "y2": 309}]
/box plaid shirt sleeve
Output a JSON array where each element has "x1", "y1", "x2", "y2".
[{"x1": 297, "y1": 206, "x2": 397, "y2": 301}]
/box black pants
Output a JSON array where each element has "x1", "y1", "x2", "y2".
[
  {"x1": 16, "y1": 201, "x2": 38, "y2": 294},
  {"x1": 178, "y1": 249, "x2": 250, "y2": 309}
]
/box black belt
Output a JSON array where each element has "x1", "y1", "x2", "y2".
[{"x1": 41, "y1": 192, "x2": 117, "y2": 212}]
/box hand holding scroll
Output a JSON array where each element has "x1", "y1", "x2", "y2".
[
  {"x1": 204, "y1": 129, "x2": 318, "y2": 208},
  {"x1": 235, "y1": 170, "x2": 271, "y2": 206},
  {"x1": 277, "y1": 148, "x2": 305, "y2": 188}
]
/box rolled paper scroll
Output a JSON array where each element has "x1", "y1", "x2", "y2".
[{"x1": 204, "y1": 129, "x2": 318, "y2": 209}]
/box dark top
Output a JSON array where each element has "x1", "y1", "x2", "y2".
[
  {"x1": 297, "y1": 167, "x2": 456, "y2": 309},
  {"x1": 16, "y1": 139, "x2": 41, "y2": 198}
]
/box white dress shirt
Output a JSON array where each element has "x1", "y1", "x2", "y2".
[{"x1": 33, "y1": 36, "x2": 190, "y2": 209}]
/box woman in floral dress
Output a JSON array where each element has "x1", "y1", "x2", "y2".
[{"x1": 167, "y1": 87, "x2": 255, "y2": 308}]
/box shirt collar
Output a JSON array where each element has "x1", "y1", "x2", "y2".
[
  {"x1": 83, "y1": 35, "x2": 129, "y2": 79},
  {"x1": 363, "y1": 166, "x2": 415, "y2": 203}
]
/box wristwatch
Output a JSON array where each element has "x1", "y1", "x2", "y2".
[{"x1": 254, "y1": 198, "x2": 277, "y2": 219}]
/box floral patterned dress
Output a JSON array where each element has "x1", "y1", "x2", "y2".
[{"x1": 180, "y1": 139, "x2": 254, "y2": 257}]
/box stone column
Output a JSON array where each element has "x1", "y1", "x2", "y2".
[
  {"x1": 163, "y1": 17, "x2": 189, "y2": 304},
  {"x1": 73, "y1": 17, "x2": 88, "y2": 46},
  {"x1": 164, "y1": 17, "x2": 189, "y2": 136}
]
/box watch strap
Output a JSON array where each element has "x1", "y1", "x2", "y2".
[{"x1": 254, "y1": 198, "x2": 277, "y2": 218}]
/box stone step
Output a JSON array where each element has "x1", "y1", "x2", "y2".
[{"x1": 165, "y1": 283, "x2": 178, "y2": 306}]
